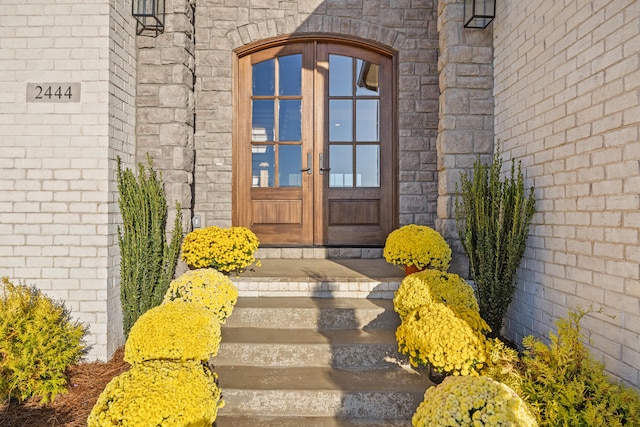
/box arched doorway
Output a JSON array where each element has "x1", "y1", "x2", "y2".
[{"x1": 233, "y1": 36, "x2": 397, "y2": 246}]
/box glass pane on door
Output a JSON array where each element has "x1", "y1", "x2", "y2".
[
  {"x1": 279, "y1": 54, "x2": 302, "y2": 96},
  {"x1": 356, "y1": 99, "x2": 379, "y2": 142},
  {"x1": 252, "y1": 145, "x2": 275, "y2": 187},
  {"x1": 329, "y1": 55, "x2": 352, "y2": 96},
  {"x1": 279, "y1": 100, "x2": 301, "y2": 141},
  {"x1": 356, "y1": 145, "x2": 380, "y2": 187},
  {"x1": 329, "y1": 145, "x2": 353, "y2": 187},
  {"x1": 253, "y1": 59, "x2": 274, "y2": 96},
  {"x1": 278, "y1": 145, "x2": 302, "y2": 187},
  {"x1": 252, "y1": 100, "x2": 274, "y2": 141},
  {"x1": 356, "y1": 59, "x2": 379, "y2": 95},
  {"x1": 329, "y1": 100, "x2": 352, "y2": 142}
]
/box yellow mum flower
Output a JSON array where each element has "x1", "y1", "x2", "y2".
[
  {"x1": 181, "y1": 226, "x2": 259, "y2": 274},
  {"x1": 164, "y1": 268, "x2": 239, "y2": 323},
  {"x1": 393, "y1": 269, "x2": 479, "y2": 320},
  {"x1": 383, "y1": 224, "x2": 452, "y2": 271},
  {"x1": 124, "y1": 300, "x2": 221, "y2": 365},
  {"x1": 412, "y1": 376, "x2": 538, "y2": 427},
  {"x1": 396, "y1": 301, "x2": 491, "y2": 376},
  {"x1": 87, "y1": 360, "x2": 224, "y2": 427}
]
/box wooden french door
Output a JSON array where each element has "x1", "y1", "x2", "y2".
[{"x1": 234, "y1": 39, "x2": 396, "y2": 246}]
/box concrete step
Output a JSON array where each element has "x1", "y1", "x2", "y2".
[
  {"x1": 231, "y1": 259, "x2": 404, "y2": 298},
  {"x1": 216, "y1": 328, "x2": 403, "y2": 369},
  {"x1": 214, "y1": 297, "x2": 427, "y2": 424},
  {"x1": 225, "y1": 297, "x2": 400, "y2": 330},
  {"x1": 214, "y1": 415, "x2": 410, "y2": 427},
  {"x1": 215, "y1": 366, "x2": 427, "y2": 419}
]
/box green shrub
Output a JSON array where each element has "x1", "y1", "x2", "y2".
[
  {"x1": 454, "y1": 148, "x2": 535, "y2": 337},
  {"x1": 480, "y1": 337, "x2": 524, "y2": 396},
  {"x1": 87, "y1": 360, "x2": 224, "y2": 427},
  {"x1": 519, "y1": 308, "x2": 640, "y2": 426},
  {"x1": 0, "y1": 277, "x2": 88, "y2": 404},
  {"x1": 393, "y1": 269, "x2": 479, "y2": 320},
  {"x1": 117, "y1": 154, "x2": 183, "y2": 336},
  {"x1": 163, "y1": 268, "x2": 239, "y2": 323},
  {"x1": 124, "y1": 300, "x2": 221, "y2": 365}
]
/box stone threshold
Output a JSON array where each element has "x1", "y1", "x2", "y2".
[{"x1": 256, "y1": 247, "x2": 384, "y2": 260}]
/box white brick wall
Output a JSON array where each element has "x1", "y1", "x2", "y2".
[
  {"x1": 0, "y1": 0, "x2": 136, "y2": 360},
  {"x1": 494, "y1": 0, "x2": 640, "y2": 388}
]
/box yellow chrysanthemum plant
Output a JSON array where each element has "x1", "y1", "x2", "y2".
[
  {"x1": 181, "y1": 226, "x2": 260, "y2": 274},
  {"x1": 383, "y1": 224, "x2": 452, "y2": 272},
  {"x1": 87, "y1": 360, "x2": 224, "y2": 427},
  {"x1": 124, "y1": 300, "x2": 222, "y2": 364},
  {"x1": 396, "y1": 302, "x2": 491, "y2": 377},
  {"x1": 164, "y1": 268, "x2": 239, "y2": 324},
  {"x1": 88, "y1": 301, "x2": 225, "y2": 426},
  {"x1": 412, "y1": 375, "x2": 538, "y2": 427},
  {"x1": 393, "y1": 269, "x2": 479, "y2": 320}
]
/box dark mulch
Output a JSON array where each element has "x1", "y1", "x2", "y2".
[{"x1": 1, "y1": 348, "x2": 129, "y2": 427}]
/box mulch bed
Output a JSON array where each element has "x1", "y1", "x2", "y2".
[{"x1": 1, "y1": 348, "x2": 129, "y2": 427}]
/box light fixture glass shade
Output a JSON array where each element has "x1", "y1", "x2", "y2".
[
  {"x1": 464, "y1": 0, "x2": 496, "y2": 29},
  {"x1": 132, "y1": 0, "x2": 165, "y2": 35}
]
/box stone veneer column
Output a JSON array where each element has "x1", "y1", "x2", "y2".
[
  {"x1": 436, "y1": 0, "x2": 494, "y2": 275},
  {"x1": 136, "y1": 0, "x2": 196, "y2": 231}
]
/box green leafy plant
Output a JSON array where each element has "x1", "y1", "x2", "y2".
[
  {"x1": 117, "y1": 154, "x2": 183, "y2": 336},
  {"x1": 519, "y1": 307, "x2": 640, "y2": 426},
  {"x1": 87, "y1": 360, "x2": 224, "y2": 427},
  {"x1": 0, "y1": 277, "x2": 88, "y2": 404},
  {"x1": 454, "y1": 148, "x2": 535, "y2": 337},
  {"x1": 163, "y1": 268, "x2": 239, "y2": 323}
]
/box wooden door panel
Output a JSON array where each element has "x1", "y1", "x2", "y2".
[
  {"x1": 252, "y1": 200, "x2": 302, "y2": 225},
  {"x1": 328, "y1": 200, "x2": 380, "y2": 225}
]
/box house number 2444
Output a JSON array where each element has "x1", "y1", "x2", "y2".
[{"x1": 27, "y1": 83, "x2": 81, "y2": 103}]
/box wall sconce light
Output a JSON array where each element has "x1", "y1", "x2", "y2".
[
  {"x1": 464, "y1": 0, "x2": 496, "y2": 29},
  {"x1": 132, "y1": 0, "x2": 165, "y2": 36}
]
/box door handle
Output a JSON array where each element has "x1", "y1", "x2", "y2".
[
  {"x1": 319, "y1": 153, "x2": 330, "y2": 174},
  {"x1": 301, "y1": 152, "x2": 312, "y2": 174}
]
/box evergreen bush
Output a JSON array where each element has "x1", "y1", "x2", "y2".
[
  {"x1": 117, "y1": 155, "x2": 183, "y2": 336},
  {"x1": 0, "y1": 277, "x2": 88, "y2": 404},
  {"x1": 454, "y1": 148, "x2": 535, "y2": 337},
  {"x1": 519, "y1": 308, "x2": 640, "y2": 426}
]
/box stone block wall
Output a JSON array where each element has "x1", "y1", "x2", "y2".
[
  {"x1": 192, "y1": 0, "x2": 440, "y2": 229},
  {"x1": 135, "y1": 0, "x2": 196, "y2": 233},
  {"x1": 436, "y1": 0, "x2": 494, "y2": 274},
  {"x1": 494, "y1": 0, "x2": 640, "y2": 388},
  {"x1": 0, "y1": 0, "x2": 136, "y2": 360}
]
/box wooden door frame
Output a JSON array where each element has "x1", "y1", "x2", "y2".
[{"x1": 232, "y1": 34, "x2": 399, "y2": 246}]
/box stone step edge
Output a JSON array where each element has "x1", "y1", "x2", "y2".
[
  {"x1": 233, "y1": 281, "x2": 400, "y2": 299},
  {"x1": 213, "y1": 415, "x2": 410, "y2": 427},
  {"x1": 257, "y1": 247, "x2": 384, "y2": 260},
  {"x1": 214, "y1": 365, "x2": 429, "y2": 392},
  {"x1": 216, "y1": 388, "x2": 423, "y2": 419}
]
